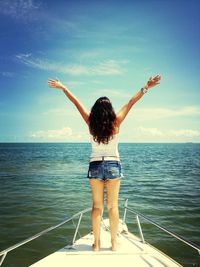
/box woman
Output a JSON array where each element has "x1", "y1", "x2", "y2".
[{"x1": 48, "y1": 74, "x2": 161, "y2": 251}]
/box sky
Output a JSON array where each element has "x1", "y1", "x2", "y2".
[{"x1": 0, "y1": 0, "x2": 200, "y2": 143}]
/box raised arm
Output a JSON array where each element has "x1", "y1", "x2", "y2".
[
  {"x1": 48, "y1": 79, "x2": 89, "y2": 124},
  {"x1": 116, "y1": 75, "x2": 161, "y2": 126}
]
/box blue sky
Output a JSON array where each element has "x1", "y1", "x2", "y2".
[{"x1": 0, "y1": 0, "x2": 200, "y2": 143}]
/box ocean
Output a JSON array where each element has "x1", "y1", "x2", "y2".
[{"x1": 0, "y1": 143, "x2": 199, "y2": 267}]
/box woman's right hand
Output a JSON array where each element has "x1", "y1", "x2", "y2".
[
  {"x1": 144, "y1": 74, "x2": 161, "y2": 89},
  {"x1": 48, "y1": 79, "x2": 65, "y2": 90}
]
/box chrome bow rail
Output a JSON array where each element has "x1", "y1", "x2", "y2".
[
  {"x1": 0, "y1": 207, "x2": 91, "y2": 267},
  {"x1": 122, "y1": 199, "x2": 200, "y2": 255},
  {"x1": 0, "y1": 199, "x2": 199, "y2": 266}
]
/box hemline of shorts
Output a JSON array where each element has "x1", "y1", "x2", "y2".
[{"x1": 87, "y1": 160, "x2": 124, "y2": 181}]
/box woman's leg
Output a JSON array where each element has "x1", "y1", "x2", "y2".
[
  {"x1": 106, "y1": 179, "x2": 121, "y2": 251},
  {"x1": 89, "y1": 179, "x2": 104, "y2": 251}
]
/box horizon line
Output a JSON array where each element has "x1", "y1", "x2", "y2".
[{"x1": 0, "y1": 141, "x2": 198, "y2": 144}]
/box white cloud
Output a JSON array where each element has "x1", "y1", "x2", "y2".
[
  {"x1": 16, "y1": 53, "x2": 55, "y2": 71},
  {"x1": 30, "y1": 127, "x2": 72, "y2": 140},
  {"x1": 42, "y1": 107, "x2": 81, "y2": 119},
  {"x1": 29, "y1": 127, "x2": 90, "y2": 141},
  {"x1": 131, "y1": 106, "x2": 200, "y2": 120},
  {"x1": 15, "y1": 54, "x2": 126, "y2": 76},
  {"x1": 137, "y1": 126, "x2": 200, "y2": 138},
  {"x1": 159, "y1": 106, "x2": 200, "y2": 118},
  {"x1": 42, "y1": 15, "x2": 78, "y2": 34},
  {"x1": 79, "y1": 51, "x2": 101, "y2": 59},
  {"x1": 138, "y1": 126, "x2": 164, "y2": 136},
  {"x1": 169, "y1": 129, "x2": 200, "y2": 137},
  {"x1": 90, "y1": 60, "x2": 125, "y2": 75},
  {"x1": 93, "y1": 89, "x2": 131, "y2": 98},
  {"x1": 0, "y1": 0, "x2": 40, "y2": 19},
  {"x1": 42, "y1": 108, "x2": 68, "y2": 116},
  {"x1": 67, "y1": 81, "x2": 86, "y2": 87},
  {"x1": 0, "y1": 72, "x2": 15, "y2": 77}
]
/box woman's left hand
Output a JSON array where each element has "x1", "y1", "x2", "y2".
[{"x1": 144, "y1": 75, "x2": 161, "y2": 89}]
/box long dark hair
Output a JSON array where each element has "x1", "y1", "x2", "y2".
[{"x1": 89, "y1": 97, "x2": 117, "y2": 144}]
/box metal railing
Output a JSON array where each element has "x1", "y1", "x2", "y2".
[
  {"x1": 0, "y1": 207, "x2": 91, "y2": 267},
  {"x1": 122, "y1": 199, "x2": 200, "y2": 255}
]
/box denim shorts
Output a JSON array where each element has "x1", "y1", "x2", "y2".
[{"x1": 87, "y1": 160, "x2": 123, "y2": 181}]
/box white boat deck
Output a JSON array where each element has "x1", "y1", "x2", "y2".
[{"x1": 30, "y1": 219, "x2": 182, "y2": 267}]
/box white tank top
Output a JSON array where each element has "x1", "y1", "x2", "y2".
[{"x1": 90, "y1": 134, "x2": 119, "y2": 159}]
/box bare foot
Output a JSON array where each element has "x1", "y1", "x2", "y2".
[
  {"x1": 111, "y1": 240, "x2": 118, "y2": 251},
  {"x1": 92, "y1": 241, "x2": 100, "y2": 251}
]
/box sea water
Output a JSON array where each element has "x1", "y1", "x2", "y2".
[{"x1": 0, "y1": 143, "x2": 199, "y2": 267}]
